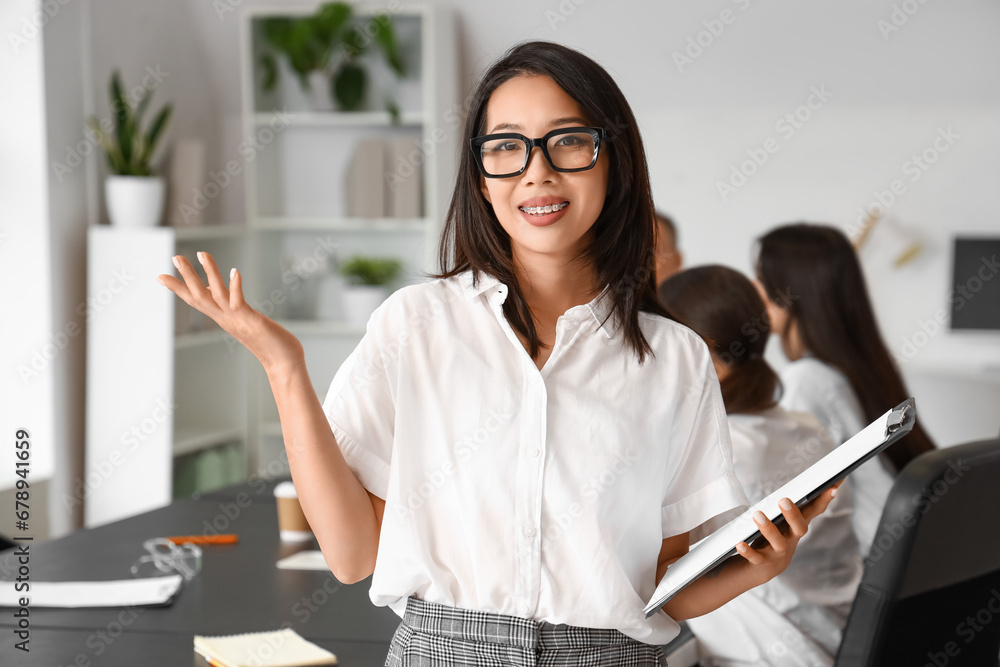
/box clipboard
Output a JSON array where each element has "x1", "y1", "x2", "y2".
[{"x1": 644, "y1": 398, "x2": 916, "y2": 618}]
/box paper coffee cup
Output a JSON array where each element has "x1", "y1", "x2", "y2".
[{"x1": 274, "y1": 481, "x2": 313, "y2": 542}]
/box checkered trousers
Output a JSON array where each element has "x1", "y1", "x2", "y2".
[{"x1": 384, "y1": 597, "x2": 667, "y2": 667}]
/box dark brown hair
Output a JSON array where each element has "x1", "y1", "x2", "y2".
[
  {"x1": 436, "y1": 41, "x2": 669, "y2": 362},
  {"x1": 756, "y1": 223, "x2": 935, "y2": 472},
  {"x1": 659, "y1": 265, "x2": 780, "y2": 415}
]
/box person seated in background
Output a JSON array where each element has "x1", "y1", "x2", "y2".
[
  {"x1": 754, "y1": 223, "x2": 936, "y2": 556},
  {"x1": 659, "y1": 265, "x2": 862, "y2": 667},
  {"x1": 654, "y1": 210, "x2": 683, "y2": 287}
]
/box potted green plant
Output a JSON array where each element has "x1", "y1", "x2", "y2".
[
  {"x1": 337, "y1": 255, "x2": 401, "y2": 325},
  {"x1": 258, "y1": 2, "x2": 405, "y2": 115},
  {"x1": 88, "y1": 70, "x2": 173, "y2": 227}
]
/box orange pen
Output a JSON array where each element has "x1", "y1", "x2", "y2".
[{"x1": 165, "y1": 534, "x2": 239, "y2": 545}]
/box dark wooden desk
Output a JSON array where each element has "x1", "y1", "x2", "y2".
[{"x1": 0, "y1": 493, "x2": 399, "y2": 665}]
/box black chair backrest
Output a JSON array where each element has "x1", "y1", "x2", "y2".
[{"x1": 836, "y1": 438, "x2": 1000, "y2": 666}]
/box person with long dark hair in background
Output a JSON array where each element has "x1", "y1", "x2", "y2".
[
  {"x1": 755, "y1": 223, "x2": 935, "y2": 556},
  {"x1": 660, "y1": 265, "x2": 862, "y2": 667}
]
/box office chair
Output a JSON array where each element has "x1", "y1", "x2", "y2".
[{"x1": 835, "y1": 437, "x2": 1000, "y2": 666}]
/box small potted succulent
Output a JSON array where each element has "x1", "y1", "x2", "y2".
[
  {"x1": 88, "y1": 70, "x2": 172, "y2": 227},
  {"x1": 338, "y1": 255, "x2": 401, "y2": 325},
  {"x1": 258, "y1": 2, "x2": 405, "y2": 116}
]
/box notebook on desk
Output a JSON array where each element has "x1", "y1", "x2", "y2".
[
  {"x1": 194, "y1": 628, "x2": 337, "y2": 666},
  {"x1": 645, "y1": 398, "x2": 916, "y2": 618}
]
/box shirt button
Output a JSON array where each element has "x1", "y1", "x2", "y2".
[
  {"x1": 530, "y1": 448, "x2": 540, "y2": 458},
  {"x1": 524, "y1": 526, "x2": 536, "y2": 537},
  {"x1": 518, "y1": 604, "x2": 528, "y2": 616}
]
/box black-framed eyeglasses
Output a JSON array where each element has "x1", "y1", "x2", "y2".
[{"x1": 470, "y1": 126, "x2": 605, "y2": 178}]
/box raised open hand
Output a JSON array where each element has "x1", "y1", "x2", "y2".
[{"x1": 157, "y1": 251, "x2": 303, "y2": 374}]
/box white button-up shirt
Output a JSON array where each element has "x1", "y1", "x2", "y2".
[{"x1": 322, "y1": 271, "x2": 748, "y2": 644}]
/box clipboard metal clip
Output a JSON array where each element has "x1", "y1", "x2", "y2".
[{"x1": 886, "y1": 401, "x2": 914, "y2": 434}]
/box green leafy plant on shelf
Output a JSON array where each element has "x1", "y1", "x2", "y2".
[
  {"x1": 340, "y1": 256, "x2": 402, "y2": 286},
  {"x1": 258, "y1": 2, "x2": 406, "y2": 117},
  {"x1": 87, "y1": 70, "x2": 173, "y2": 176}
]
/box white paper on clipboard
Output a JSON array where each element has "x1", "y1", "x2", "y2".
[{"x1": 644, "y1": 398, "x2": 916, "y2": 618}]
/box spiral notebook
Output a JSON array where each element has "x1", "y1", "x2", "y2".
[{"x1": 194, "y1": 628, "x2": 337, "y2": 666}]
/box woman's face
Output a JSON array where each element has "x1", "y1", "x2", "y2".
[
  {"x1": 754, "y1": 278, "x2": 805, "y2": 360},
  {"x1": 478, "y1": 74, "x2": 609, "y2": 269}
]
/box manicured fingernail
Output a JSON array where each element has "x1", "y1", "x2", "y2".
[
  {"x1": 753, "y1": 511, "x2": 766, "y2": 526},
  {"x1": 197, "y1": 251, "x2": 205, "y2": 264},
  {"x1": 172, "y1": 256, "x2": 180, "y2": 271},
  {"x1": 157, "y1": 276, "x2": 166, "y2": 286},
  {"x1": 230, "y1": 268, "x2": 236, "y2": 280},
  {"x1": 830, "y1": 487, "x2": 838, "y2": 498},
  {"x1": 736, "y1": 543, "x2": 746, "y2": 553},
  {"x1": 779, "y1": 498, "x2": 793, "y2": 511}
]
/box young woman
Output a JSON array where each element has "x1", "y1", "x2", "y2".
[
  {"x1": 159, "y1": 42, "x2": 839, "y2": 666},
  {"x1": 659, "y1": 265, "x2": 862, "y2": 667},
  {"x1": 755, "y1": 223, "x2": 935, "y2": 556}
]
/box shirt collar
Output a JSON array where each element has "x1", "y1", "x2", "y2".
[
  {"x1": 459, "y1": 270, "x2": 503, "y2": 301},
  {"x1": 459, "y1": 270, "x2": 617, "y2": 339}
]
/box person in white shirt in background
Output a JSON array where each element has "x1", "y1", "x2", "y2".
[
  {"x1": 659, "y1": 265, "x2": 864, "y2": 667},
  {"x1": 754, "y1": 223, "x2": 936, "y2": 557},
  {"x1": 157, "y1": 42, "x2": 843, "y2": 667}
]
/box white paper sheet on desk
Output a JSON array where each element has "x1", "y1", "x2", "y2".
[
  {"x1": 276, "y1": 550, "x2": 331, "y2": 571},
  {"x1": 0, "y1": 575, "x2": 182, "y2": 608}
]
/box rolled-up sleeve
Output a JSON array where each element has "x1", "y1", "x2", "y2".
[
  {"x1": 322, "y1": 298, "x2": 402, "y2": 499},
  {"x1": 661, "y1": 349, "x2": 749, "y2": 543}
]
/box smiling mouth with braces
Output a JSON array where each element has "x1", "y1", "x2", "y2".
[{"x1": 520, "y1": 201, "x2": 569, "y2": 215}]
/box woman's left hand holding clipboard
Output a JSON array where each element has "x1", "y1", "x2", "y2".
[
  {"x1": 734, "y1": 481, "x2": 843, "y2": 586},
  {"x1": 660, "y1": 481, "x2": 843, "y2": 621}
]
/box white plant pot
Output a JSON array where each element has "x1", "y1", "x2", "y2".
[
  {"x1": 314, "y1": 274, "x2": 344, "y2": 321},
  {"x1": 341, "y1": 285, "x2": 388, "y2": 327},
  {"x1": 105, "y1": 175, "x2": 165, "y2": 227}
]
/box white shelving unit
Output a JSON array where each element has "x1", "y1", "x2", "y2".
[
  {"x1": 239, "y1": 4, "x2": 458, "y2": 475},
  {"x1": 85, "y1": 6, "x2": 458, "y2": 521},
  {"x1": 85, "y1": 225, "x2": 249, "y2": 527}
]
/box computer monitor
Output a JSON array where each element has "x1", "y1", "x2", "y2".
[{"x1": 950, "y1": 237, "x2": 1000, "y2": 330}]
